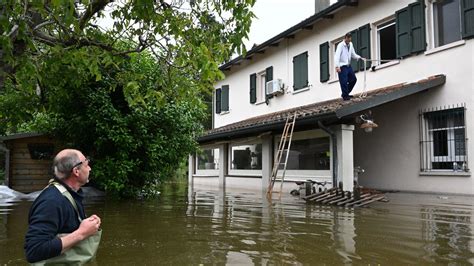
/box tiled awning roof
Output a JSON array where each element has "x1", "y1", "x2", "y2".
[{"x1": 198, "y1": 74, "x2": 446, "y2": 143}]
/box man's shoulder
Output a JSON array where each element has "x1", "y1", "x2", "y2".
[{"x1": 32, "y1": 186, "x2": 64, "y2": 207}]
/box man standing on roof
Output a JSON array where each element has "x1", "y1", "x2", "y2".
[
  {"x1": 334, "y1": 32, "x2": 364, "y2": 101},
  {"x1": 25, "y1": 149, "x2": 102, "y2": 264}
]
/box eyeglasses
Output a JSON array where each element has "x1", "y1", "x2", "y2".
[{"x1": 71, "y1": 157, "x2": 90, "y2": 172}]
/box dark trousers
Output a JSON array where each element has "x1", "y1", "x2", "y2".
[{"x1": 338, "y1": 65, "x2": 357, "y2": 98}]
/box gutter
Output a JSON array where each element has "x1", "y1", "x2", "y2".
[
  {"x1": 219, "y1": 0, "x2": 358, "y2": 71},
  {"x1": 317, "y1": 121, "x2": 337, "y2": 189}
]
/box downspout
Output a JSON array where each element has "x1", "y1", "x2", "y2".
[{"x1": 317, "y1": 121, "x2": 337, "y2": 188}]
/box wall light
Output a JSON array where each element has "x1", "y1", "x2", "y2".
[{"x1": 359, "y1": 113, "x2": 378, "y2": 133}]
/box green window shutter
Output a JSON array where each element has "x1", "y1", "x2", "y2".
[
  {"x1": 319, "y1": 42, "x2": 329, "y2": 82},
  {"x1": 461, "y1": 0, "x2": 474, "y2": 39},
  {"x1": 221, "y1": 85, "x2": 229, "y2": 112},
  {"x1": 396, "y1": 7, "x2": 411, "y2": 58},
  {"x1": 215, "y1": 88, "x2": 221, "y2": 114},
  {"x1": 350, "y1": 29, "x2": 359, "y2": 73},
  {"x1": 358, "y1": 24, "x2": 371, "y2": 71},
  {"x1": 250, "y1": 74, "x2": 256, "y2": 104},
  {"x1": 293, "y1": 52, "x2": 308, "y2": 90},
  {"x1": 302, "y1": 52, "x2": 308, "y2": 88},
  {"x1": 265, "y1": 66, "x2": 273, "y2": 82},
  {"x1": 409, "y1": 2, "x2": 426, "y2": 54}
]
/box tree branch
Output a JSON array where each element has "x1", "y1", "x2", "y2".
[
  {"x1": 33, "y1": 21, "x2": 55, "y2": 31},
  {"x1": 5, "y1": 25, "x2": 19, "y2": 37},
  {"x1": 79, "y1": 0, "x2": 113, "y2": 30}
]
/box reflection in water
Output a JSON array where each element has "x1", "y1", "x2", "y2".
[
  {"x1": 421, "y1": 204, "x2": 472, "y2": 264},
  {"x1": 0, "y1": 184, "x2": 473, "y2": 264}
]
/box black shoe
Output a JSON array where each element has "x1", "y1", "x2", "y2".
[
  {"x1": 348, "y1": 95, "x2": 354, "y2": 98},
  {"x1": 342, "y1": 97, "x2": 351, "y2": 101}
]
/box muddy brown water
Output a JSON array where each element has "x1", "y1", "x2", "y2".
[{"x1": 1, "y1": 183, "x2": 474, "y2": 265}]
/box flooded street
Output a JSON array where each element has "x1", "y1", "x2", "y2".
[{"x1": 1, "y1": 183, "x2": 474, "y2": 265}]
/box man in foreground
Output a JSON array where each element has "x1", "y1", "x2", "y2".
[{"x1": 25, "y1": 149, "x2": 102, "y2": 263}]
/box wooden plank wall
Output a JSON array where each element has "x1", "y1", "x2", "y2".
[{"x1": 6, "y1": 136, "x2": 59, "y2": 193}]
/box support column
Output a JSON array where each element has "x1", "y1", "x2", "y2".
[
  {"x1": 188, "y1": 154, "x2": 194, "y2": 187},
  {"x1": 218, "y1": 144, "x2": 228, "y2": 188},
  {"x1": 335, "y1": 124, "x2": 355, "y2": 192},
  {"x1": 261, "y1": 134, "x2": 273, "y2": 192}
]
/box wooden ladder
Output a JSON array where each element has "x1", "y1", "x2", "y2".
[{"x1": 267, "y1": 111, "x2": 297, "y2": 198}]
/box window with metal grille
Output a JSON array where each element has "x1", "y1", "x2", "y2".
[{"x1": 419, "y1": 105, "x2": 468, "y2": 171}]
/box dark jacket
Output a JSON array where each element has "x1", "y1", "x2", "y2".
[{"x1": 24, "y1": 179, "x2": 86, "y2": 263}]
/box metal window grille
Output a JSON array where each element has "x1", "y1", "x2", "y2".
[{"x1": 419, "y1": 104, "x2": 468, "y2": 172}]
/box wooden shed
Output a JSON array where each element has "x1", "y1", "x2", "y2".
[{"x1": 0, "y1": 133, "x2": 61, "y2": 193}]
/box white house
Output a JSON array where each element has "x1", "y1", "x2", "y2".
[{"x1": 189, "y1": 0, "x2": 474, "y2": 196}]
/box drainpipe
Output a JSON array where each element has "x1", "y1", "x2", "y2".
[{"x1": 317, "y1": 121, "x2": 337, "y2": 188}]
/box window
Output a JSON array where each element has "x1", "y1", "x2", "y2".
[
  {"x1": 377, "y1": 20, "x2": 396, "y2": 64},
  {"x1": 273, "y1": 129, "x2": 332, "y2": 180},
  {"x1": 293, "y1": 52, "x2": 308, "y2": 91},
  {"x1": 230, "y1": 143, "x2": 262, "y2": 170},
  {"x1": 27, "y1": 143, "x2": 54, "y2": 160},
  {"x1": 420, "y1": 105, "x2": 468, "y2": 171},
  {"x1": 433, "y1": 0, "x2": 462, "y2": 47},
  {"x1": 215, "y1": 85, "x2": 229, "y2": 113},
  {"x1": 281, "y1": 137, "x2": 330, "y2": 170},
  {"x1": 197, "y1": 148, "x2": 219, "y2": 170},
  {"x1": 257, "y1": 71, "x2": 266, "y2": 102},
  {"x1": 250, "y1": 66, "x2": 272, "y2": 104}
]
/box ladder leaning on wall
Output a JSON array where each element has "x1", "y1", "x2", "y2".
[{"x1": 267, "y1": 111, "x2": 297, "y2": 198}]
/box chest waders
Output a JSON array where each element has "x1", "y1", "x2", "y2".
[{"x1": 31, "y1": 181, "x2": 102, "y2": 266}]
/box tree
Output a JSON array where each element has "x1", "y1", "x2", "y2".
[{"x1": 0, "y1": 0, "x2": 255, "y2": 197}]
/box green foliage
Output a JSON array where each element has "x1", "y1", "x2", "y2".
[{"x1": 0, "y1": 1, "x2": 255, "y2": 197}]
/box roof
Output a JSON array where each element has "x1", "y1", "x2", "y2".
[
  {"x1": 198, "y1": 74, "x2": 446, "y2": 143},
  {"x1": 220, "y1": 0, "x2": 359, "y2": 71},
  {"x1": 0, "y1": 132, "x2": 45, "y2": 141}
]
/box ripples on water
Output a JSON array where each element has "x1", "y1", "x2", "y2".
[{"x1": 1, "y1": 184, "x2": 473, "y2": 265}]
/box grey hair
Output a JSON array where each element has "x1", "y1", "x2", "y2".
[{"x1": 53, "y1": 151, "x2": 81, "y2": 179}]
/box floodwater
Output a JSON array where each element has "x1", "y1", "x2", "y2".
[{"x1": 1, "y1": 183, "x2": 474, "y2": 265}]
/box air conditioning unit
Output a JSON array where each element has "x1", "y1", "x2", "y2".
[{"x1": 266, "y1": 79, "x2": 284, "y2": 96}]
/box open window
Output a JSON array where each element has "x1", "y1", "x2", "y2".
[{"x1": 377, "y1": 19, "x2": 397, "y2": 64}]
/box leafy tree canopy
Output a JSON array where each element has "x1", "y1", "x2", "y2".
[{"x1": 0, "y1": 0, "x2": 255, "y2": 197}]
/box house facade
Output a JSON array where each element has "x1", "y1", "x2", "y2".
[{"x1": 190, "y1": 0, "x2": 474, "y2": 195}]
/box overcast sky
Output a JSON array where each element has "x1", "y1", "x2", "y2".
[{"x1": 244, "y1": 0, "x2": 337, "y2": 50}]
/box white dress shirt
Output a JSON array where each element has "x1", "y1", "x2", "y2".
[{"x1": 334, "y1": 41, "x2": 361, "y2": 68}]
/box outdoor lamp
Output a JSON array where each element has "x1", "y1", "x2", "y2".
[{"x1": 359, "y1": 114, "x2": 378, "y2": 133}]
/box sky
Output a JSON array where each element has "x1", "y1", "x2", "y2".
[{"x1": 244, "y1": 0, "x2": 337, "y2": 50}]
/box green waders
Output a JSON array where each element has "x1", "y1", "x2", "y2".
[{"x1": 31, "y1": 181, "x2": 102, "y2": 265}]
